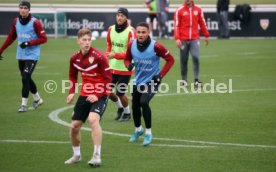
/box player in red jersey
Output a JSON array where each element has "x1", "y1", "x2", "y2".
[{"x1": 65, "y1": 28, "x2": 112, "y2": 167}]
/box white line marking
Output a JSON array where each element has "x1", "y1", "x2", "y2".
[
  {"x1": 151, "y1": 144, "x2": 214, "y2": 148},
  {"x1": 236, "y1": 52, "x2": 257, "y2": 56},
  {"x1": 48, "y1": 106, "x2": 276, "y2": 149},
  {"x1": 0, "y1": 140, "x2": 213, "y2": 148},
  {"x1": 35, "y1": 72, "x2": 62, "y2": 76},
  {"x1": 155, "y1": 88, "x2": 276, "y2": 97},
  {"x1": 201, "y1": 55, "x2": 219, "y2": 58},
  {"x1": 0, "y1": 140, "x2": 70, "y2": 144}
]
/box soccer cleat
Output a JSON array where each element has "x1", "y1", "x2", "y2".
[
  {"x1": 194, "y1": 80, "x2": 202, "y2": 88},
  {"x1": 29, "y1": 98, "x2": 43, "y2": 110},
  {"x1": 88, "y1": 153, "x2": 101, "y2": 167},
  {"x1": 18, "y1": 105, "x2": 27, "y2": 112},
  {"x1": 143, "y1": 134, "x2": 152, "y2": 146},
  {"x1": 114, "y1": 108, "x2": 124, "y2": 120},
  {"x1": 129, "y1": 128, "x2": 144, "y2": 142},
  {"x1": 119, "y1": 113, "x2": 131, "y2": 122},
  {"x1": 64, "y1": 155, "x2": 81, "y2": 164}
]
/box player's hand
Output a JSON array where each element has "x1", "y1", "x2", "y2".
[
  {"x1": 205, "y1": 37, "x2": 209, "y2": 46},
  {"x1": 20, "y1": 42, "x2": 30, "y2": 49},
  {"x1": 0, "y1": 53, "x2": 4, "y2": 60},
  {"x1": 127, "y1": 63, "x2": 135, "y2": 71},
  {"x1": 107, "y1": 52, "x2": 115, "y2": 59},
  {"x1": 67, "y1": 93, "x2": 75, "y2": 104},
  {"x1": 176, "y1": 40, "x2": 184, "y2": 50},
  {"x1": 86, "y1": 94, "x2": 98, "y2": 103},
  {"x1": 152, "y1": 74, "x2": 162, "y2": 84}
]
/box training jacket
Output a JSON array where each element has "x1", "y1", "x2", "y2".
[{"x1": 174, "y1": 1, "x2": 210, "y2": 40}]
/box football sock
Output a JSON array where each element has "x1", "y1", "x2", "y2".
[
  {"x1": 146, "y1": 128, "x2": 152, "y2": 135},
  {"x1": 116, "y1": 99, "x2": 123, "y2": 108},
  {"x1": 135, "y1": 126, "x2": 142, "y2": 132},
  {"x1": 21, "y1": 98, "x2": 28, "y2": 106},
  {"x1": 123, "y1": 105, "x2": 130, "y2": 114},
  {"x1": 94, "y1": 145, "x2": 101, "y2": 155},
  {"x1": 32, "y1": 92, "x2": 41, "y2": 102},
  {"x1": 73, "y1": 146, "x2": 81, "y2": 156}
]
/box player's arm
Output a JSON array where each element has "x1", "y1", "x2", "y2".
[
  {"x1": 113, "y1": 28, "x2": 136, "y2": 60},
  {"x1": 198, "y1": 9, "x2": 210, "y2": 46},
  {"x1": 106, "y1": 27, "x2": 112, "y2": 53},
  {"x1": 29, "y1": 20, "x2": 47, "y2": 46},
  {"x1": 93, "y1": 54, "x2": 112, "y2": 100},
  {"x1": 67, "y1": 57, "x2": 78, "y2": 104},
  {"x1": 154, "y1": 42, "x2": 175, "y2": 78},
  {"x1": 0, "y1": 18, "x2": 17, "y2": 55},
  {"x1": 174, "y1": 8, "x2": 182, "y2": 49},
  {"x1": 124, "y1": 41, "x2": 134, "y2": 71}
]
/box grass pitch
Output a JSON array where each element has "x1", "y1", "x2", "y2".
[{"x1": 0, "y1": 37, "x2": 276, "y2": 172}]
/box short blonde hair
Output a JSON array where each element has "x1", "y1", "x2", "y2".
[{"x1": 77, "y1": 28, "x2": 92, "y2": 38}]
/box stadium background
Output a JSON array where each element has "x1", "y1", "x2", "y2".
[{"x1": 0, "y1": 0, "x2": 276, "y2": 171}]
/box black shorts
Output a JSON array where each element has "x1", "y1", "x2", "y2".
[
  {"x1": 132, "y1": 82, "x2": 160, "y2": 105},
  {"x1": 18, "y1": 60, "x2": 37, "y2": 76},
  {"x1": 72, "y1": 95, "x2": 109, "y2": 123},
  {"x1": 111, "y1": 74, "x2": 131, "y2": 97},
  {"x1": 148, "y1": 13, "x2": 157, "y2": 22}
]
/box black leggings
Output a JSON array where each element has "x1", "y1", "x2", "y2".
[
  {"x1": 18, "y1": 60, "x2": 38, "y2": 98},
  {"x1": 131, "y1": 84, "x2": 158, "y2": 129}
]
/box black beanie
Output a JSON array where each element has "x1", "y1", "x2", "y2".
[
  {"x1": 117, "y1": 7, "x2": 128, "y2": 18},
  {"x1": 19, "y1": 0, "x2": 31, "y2": 10}
]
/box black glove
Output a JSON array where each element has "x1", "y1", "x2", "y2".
[
  {"x1": 152, "y1": 74, "x2": 162, "y2": 84},
  {"x1": 127, "y1": 63, "x2": 135, "y2": 71},
  {"x1": 20, "y1": 42, "x2": 30, "y2": 49},
  {"x1": 0, "y1": 53, "x2": 3, "y2": 60}
]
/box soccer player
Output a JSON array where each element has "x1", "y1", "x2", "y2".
[
  {"x1": 65, "y1": 28, "x2": 112, "y2": 167},
  {"x1": 217, "y1": 0, "x2": 230, "y2": 38},
  {"x1": 174, "y1": 0, "x2": 210, "y2": 87},
  {"x1": 0, "y1": 0, "x2": 47, "y2": 112},
  {"x1": 145, "y1": 0, "x2": 158, "y2": 37},
  {"x1": 106, "y1": 7, "x2": 136, "y2": 121},
  {"x1": 156, "y1": 0, "x2": 170, "y2": 38},
  {"x1": 124, "y1": 22, "x2": 174, "y2": 146}
]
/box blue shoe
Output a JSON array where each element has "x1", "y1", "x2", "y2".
[
  {"x1": 129, "y1": 128, "x2": 144, "y2": 142},
  {"x1": 143, "y1": 134, "x2": 152, "y2": 146}
]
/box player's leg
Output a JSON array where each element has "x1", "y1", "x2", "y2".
[
  {"x1": 18, "y1": 60, "x2": 27, "y2": 112},
  {"x1": 18, "y1": 60, "x2": 37, "y2": 112},
  {"x1": 190, "y1": 40, "x2": 202, "y2": 87},
  {"x1": 217, "y1": 12, "x2": 223, "y2": 38},
  {"x1": 140, "y1": 83, "x2": 157, "y2": 146},
  {"x1": 110, "y1": 74, "x2": 124, "y2": 120},
  {"x1": 221, "y1": 11, "x2": 230, "y2": 38},
  {"x1": 117, "y1": 75, "x2": 131, "y2": 121},
  {"x1": 24, "y1": 60, "x2": 43, "y2": 110},
  {"x1": 64, "y1": 120, "x2": 83, "y2": 164},
  {"x1": 129, "y1": 85, "x2": 144, "y2": 142},
  {"x1": 159, "y1": 11, "x2": 168, "y2": 38},
  {"x1": 65, "y1": 96, "x2": 90, "y2": 164},
  {"x1": 180, "y1": 41, "x2": 190, "y2": 85},
  {"x1": 87, "y1": 95, "x2": 108, "y2": 167},
  {"x1": 87, "y1": 112, "x2": 102, "y2": 167},
  {"x1": 148, "y1": 14, "x2": 155, "y2": 37}
]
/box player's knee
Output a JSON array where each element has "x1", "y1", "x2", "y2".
[
  {"x1": 70, "y1": 123, "x2": 81, "y2": 132},
  {"x1": 140, "y1": 98, "x2": 149, "y2": 107},
  {"x1": 21, "y1": 74, "x2": 31, "y2": 84},
  {"x1": 88, "y1": 114, "x2": 100, "y2": 127}
]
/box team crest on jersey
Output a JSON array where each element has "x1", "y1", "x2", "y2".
[
  {"x1": 260, "y1": 19, "x2": 269, "y2": 30},
  {"x1": 89, "y1": 56, "x2": 94, "y2": 64},
  {"x1": 193, "y1": 11, "x2": 198, "y2": 16}
]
